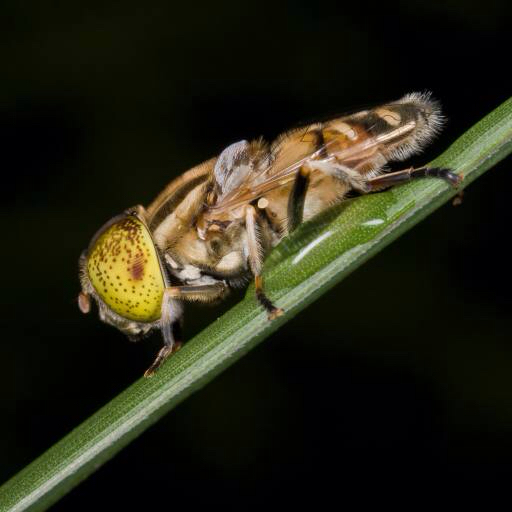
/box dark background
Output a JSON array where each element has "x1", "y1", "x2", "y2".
[{"x1": 1, "y1": 0, "x2": 511, "y2": 509}]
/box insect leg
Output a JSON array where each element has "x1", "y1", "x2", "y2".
[
  {"x1": 306, "y1": 160, "x2": 370, "y2": 192},
  {"x1": 287, "y1": 166, "x2": 311, "y2": 233},
  {"x1": 144, "y1": 283, "x2": 228, "y2": 377},
  {"x1": 166, "y1": 282, "x2": 228, "y2": 303},
  {"x1": 365, "y1": 167, "x2": 461, "y2": 191},
  {"x1": 144, "y1": 293, "x2": 183, "y2": 378},
  {"x1": 246, "y1": 205, "x2": 284, "y2": 320},
  {"x1": 144, "y1": 339, "x2": 183, "y2": 378}
]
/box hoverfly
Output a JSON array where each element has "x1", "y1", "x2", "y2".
[{"x1": 78, "y1": 92, "x2": 460, "y2": 376}]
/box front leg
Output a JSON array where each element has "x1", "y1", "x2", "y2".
[
  {"x1": 144, "y1": 334, "x2": 183, "y2": 378},
  {"x1": 245, "y1": 205, "x2": 284, "y2": 320},
  {"x1": 166, "y1": 282, "x2": 228, "y2": 303},
  {"x1": 144, "y1": 287, "x2": 184, "y2": 377},
  {"x1": 144, "y1": 283, "x2": 228, "y2": 377}
]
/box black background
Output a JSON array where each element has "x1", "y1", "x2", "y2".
[{"x1": 1, "y1": 0, "x2": 511, "y2": 509}]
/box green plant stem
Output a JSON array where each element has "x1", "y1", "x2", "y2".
[{"x1": 1, "y1": 96, "x2": 511, "y2": 512}]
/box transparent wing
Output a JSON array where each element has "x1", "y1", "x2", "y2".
[
  {"x1": 208, "y1": 92, "x2": 442, "y2": 214},
  {"x1": 209, "y1": 121, "x2": 415, "y2": 214},
  {"x1": 210, "y1": 137, "x2": 326, "y2": 212}
]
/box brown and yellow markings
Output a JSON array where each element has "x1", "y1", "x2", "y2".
[
  {"x1": 374, "y1": 107, "x2": 402, "y2": 126},
  {"x1": 87, "y1": 216, "x2": 165, "y2": 322},
  {"x1": 327, "y1": 120, "x2": 359, "y2": 140},
  {"x1": 321, "y1": 121, "x2": 372, "y2": 155}
]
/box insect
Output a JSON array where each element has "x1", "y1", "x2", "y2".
[{"x1": 78, "y1": 92, "x2": 461, "y2": 377}]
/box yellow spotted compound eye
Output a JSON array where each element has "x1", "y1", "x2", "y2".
[{"x1": 87, "y1": 215, "x2": 165, "y2": 322}]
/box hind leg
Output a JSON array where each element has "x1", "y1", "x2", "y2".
[
  {"x1": 365, "y1": 166, "x2": 461, "y2": 191},
  {"x1": 302, "y1": 160, "x2": 461, "y2": 193}
]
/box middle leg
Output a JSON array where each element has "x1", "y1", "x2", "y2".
[
  {"x1": 245, "y1": 205, "x2": 284, "y2": 320},
  {"x1": 287, "y1": 165, "x2": 311, "y2": 233}
]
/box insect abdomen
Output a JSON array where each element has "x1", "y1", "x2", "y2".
[{"x1": 321, "y1": 91, "x2": 444, "y2": 173}]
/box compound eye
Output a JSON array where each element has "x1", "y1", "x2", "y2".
[{"x1": 86, "y1": 214, "x2": 165, "y2": 322}]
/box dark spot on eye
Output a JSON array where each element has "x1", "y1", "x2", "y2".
[{"x1": 130, "y1": 253, "x2": 145, "y2": 280}]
